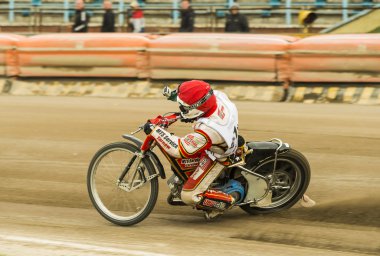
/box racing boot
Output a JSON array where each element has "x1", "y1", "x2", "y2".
[
  {"x1": 166, "y1": 173, "x2": 186, "y2": 206},
  {"x1": 197, "y1": 190, "x2": 235, "y2": 212}
]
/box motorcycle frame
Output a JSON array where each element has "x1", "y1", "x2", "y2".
[{"x1": 121, "y1": 114, "x2": 291, "y2": 206}]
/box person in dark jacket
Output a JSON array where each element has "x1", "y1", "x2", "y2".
[
  {"x1": 72, "y1": 0, "x2": 90, "y2": 33},
  {"x1": 225, "y1": 3, "x2": 249, "y2": 33},
  {"x1": 101, "y1": 0, "x2": 115, "y2": 32},
  {"x1": 179, "y1": 0, "x2": 195, "y2": 32}
]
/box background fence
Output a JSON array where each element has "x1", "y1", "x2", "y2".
[
  {"x1": 1, "y1": 33, "x2": 380, "y2": 83},
  {"x1": 1, "y1": 0, "x2": 380, "y2": 33}
]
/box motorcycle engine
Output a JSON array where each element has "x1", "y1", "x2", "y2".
[
  {"x1": 215, "y1": 179, "x2": 245, "y2": 204},
  {"x1": 167, "y1": 174, "x2": 183, "y2": 198}
]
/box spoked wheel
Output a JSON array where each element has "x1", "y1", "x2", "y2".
[
  {"x1": 240, "y1": 148, "x2": 310, "y2": 214},
  {"x1": 87, "y1": 142, "x2": 159, "y2": 226}
]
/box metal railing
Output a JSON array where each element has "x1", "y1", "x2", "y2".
[{"x1": 1, "y1": 0, "x2": 378, "y2": 30}]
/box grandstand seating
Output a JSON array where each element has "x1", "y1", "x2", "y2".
[{"x1": 0, "y1": 0, "x2": 379, "y2": 33}]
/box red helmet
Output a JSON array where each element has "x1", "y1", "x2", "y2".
[{"x1": 177, "y1": 80, "x2": 217, "y2": 119}]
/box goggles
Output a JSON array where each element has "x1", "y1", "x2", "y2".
[{"x1": 178, "y1": 89, "x2": 214, "y2": 113}]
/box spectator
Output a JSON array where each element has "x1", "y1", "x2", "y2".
[
  {"x1": 225, "y1": 3, "x2": 249, "y2": 33},
  {"x1": 72, "y1": 0, "x2": 90, "y2": 33},
  {"x1": 179, "y1": 0, "x2": 195, "y2": 32},
  {"x1": 129, "y1": 1, "x2": 145, "y2": 33},
  {"x1": 101, "y1": 0, "x2": 115, "y2": 32}
]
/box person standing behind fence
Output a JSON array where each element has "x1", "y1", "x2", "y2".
[
  {"x1": 129, "y1": 1, "x2": 145, "y2": 33},
  {"x1": 72, "y1": 0, "x2": 90, "y2": 33},
  {"x1": 101, "y1": 1, "x2": 115, "y2": 32},
  {"x1": 225, "y1": 3, "x2": 249, "y2": 33},
  {"x1": 179, "y1": 0, "x2": 195, "y2": 32}
]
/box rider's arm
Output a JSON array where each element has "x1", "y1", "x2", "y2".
[{"x1": 150, "y1": 127, "x2": 212, "y2": 158}]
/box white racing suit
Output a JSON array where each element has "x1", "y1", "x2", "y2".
[{"x1": 150, "y1": 91, "x2": 239, "y2": 210}]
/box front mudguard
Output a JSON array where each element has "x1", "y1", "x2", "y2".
[{"x1": 122, "y1": 134, "x2": 166, "y2": 179}]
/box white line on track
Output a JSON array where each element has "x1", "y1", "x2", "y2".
[{"x1": 0, "y1": 234, "x2": 169, "y2": 256}]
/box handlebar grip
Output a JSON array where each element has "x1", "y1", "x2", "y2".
[{"x1": 149, "y1": 113, "x2": 180, "y2": 127}]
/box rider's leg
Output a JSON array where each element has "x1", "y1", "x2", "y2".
[{"x1": 181, "y1": 154, "x2": 234, "y2": 211}]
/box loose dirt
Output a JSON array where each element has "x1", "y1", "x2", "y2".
[{"x1": 0, "y1": 96, "x2": 379, "y2": 255}]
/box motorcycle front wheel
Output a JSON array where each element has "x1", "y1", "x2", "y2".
[
  {"x1": 87, "y1": 142, "x2": 159, "y2": 226},
  {"x1": 240, "y1": 148, "x2": 310, "y2": 214}
]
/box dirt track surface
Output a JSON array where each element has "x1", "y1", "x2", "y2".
[{"x1": 0, "y1": 95, "x2": 379, "y2": 256}]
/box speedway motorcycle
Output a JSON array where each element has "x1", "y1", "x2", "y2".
[{"x1": 87, "y1": 112, "x2": 311, "y2": 226}]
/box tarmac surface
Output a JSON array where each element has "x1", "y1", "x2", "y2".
[{"x1": 0, "y1": 95, "x2": 379, "y2": 256}]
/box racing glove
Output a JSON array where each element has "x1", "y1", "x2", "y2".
[{"x1": 163, "y1": 86, "x2": 178, "y2": 102}]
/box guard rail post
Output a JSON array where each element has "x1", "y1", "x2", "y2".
[
  {"x1": 118, "y1": 0, "x2": 125, "y2": 30},
  {"x1": 286, "y1": 0, "x2": 292, "y2": 25},
  {"x1": 64, "y1": 0, "x2": 69, "y2": 23},
  {"x1": 172, "y1": 0, "x2": 179, "y2": 24},
  {"x1": 9, "y1": 0, "x2": 15, "y2": 23},
  {"x1": 342, "y1": 0, "x2": 348, "y2": 21}
]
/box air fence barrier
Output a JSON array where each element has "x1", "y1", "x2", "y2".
[
  {"x1": 289, "y1": 34, "x2": 380, "y2": 83},
  {"x1": 0, "y1": 33, "x2": 379, "y2": 104},
  {"x1": 288, "y1": 34, "x2": 380, "y2": 104},
  {"x1": 15, "y1": 33, "x2": 150, "y2": 78},
  {"x1": 147, "y1": 33, "x2": 297, "y2": 83},
  {"x1": 0, "y1": 34, "x2": 24, "y2": 77}
]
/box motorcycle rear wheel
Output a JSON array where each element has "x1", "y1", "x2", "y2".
[
  {"x1": 240, "y1": 148, "x2": 310, "y2": 214},
  {"x1": 87, "y1": 142, "x2": 159, "y2": 226}
]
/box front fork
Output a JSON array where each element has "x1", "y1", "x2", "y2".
[
  {"x1": 117, "y1": 154, "x2": 138, "y2": 183},
  {"x1": 117, "y1": 136, "x2": 155, "y2": 183},
  {"x1": 117, "y1": 151, "x2": 145, "y2": 184},
  {"x1": 117, "y1": 141, "x2": 158, "y2": 192}
]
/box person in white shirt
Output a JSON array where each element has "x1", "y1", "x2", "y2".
[{"x1": 144, "y1": 80, "x2": 239, "y2": 216}]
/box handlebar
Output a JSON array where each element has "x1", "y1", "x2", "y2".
[
  {"x1": 130, "y1": 127, "x2": 143, "y2": 135},
  {"x1": 149, "y1": 112, "x2": 181, "y2": 125},
  {"x1": 130, "y1": 112, "x2": 181, "y2": 135}
]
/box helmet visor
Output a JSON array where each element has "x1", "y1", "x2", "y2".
[
  {"x1": 177, "y1": 86, "x2": 213, "y2": 119},
  {"x1": 177, "y1": 98, "x2": 204, "y2": 119},
  {"x1": 178, "y1": 89, "x2": 213, "y2": 111}
]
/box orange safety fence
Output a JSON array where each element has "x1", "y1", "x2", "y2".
[
  {"x1": 0, "y1": 34, "x2": 25, "y2": 77},
  {"x1": 16, "y1": 33, "x2": 150, "y2": 78},
  {"x1": 1, "y1": 33, "x2": 380, "y2": 83},
  {"x1": 148, "y1": 33, "x2": 297, "y2": 83},
  {"x1": 289, "y1": 34, "x2": 380, "y2": 83}
]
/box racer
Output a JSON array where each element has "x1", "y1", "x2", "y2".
[{"x1": 143, "y1": 80, "x2": 240, "y2": 217}]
